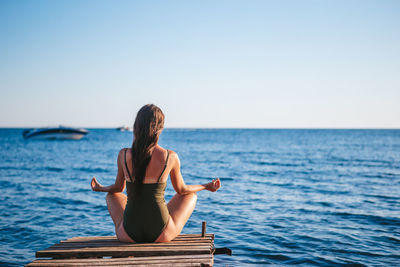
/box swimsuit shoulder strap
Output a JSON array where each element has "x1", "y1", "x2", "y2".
[
  {"x1": 157, "y1": 150, "x2": 170, "y2": 183},
  {"x1": 124, "y1": 148, "x2": 133, "y2": 182}
]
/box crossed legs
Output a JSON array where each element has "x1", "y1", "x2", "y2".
[
  {"x1": 105, "y1": 192, "x2": 197, "y2": 243},
  {"x1": 105, "y1": 192, "x2": 134, "y2": 242},
  {"x1": 155, "y1": 192, "x2": 197, "y2": 242}
]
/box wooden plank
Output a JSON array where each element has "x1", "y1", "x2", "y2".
[
  {"x1": 27, "y1": 261, "x2": 212, "y2": 266},
  {"x1": 38, "y1": 246, "x2": 211, "y2": 253},
  {"x1": 28, "y1": 262, "x2": 210, "y2": 267},
  {"x1": 26, "y1": 254, "x2": 212, "y2": 266},
  {"x1": 29, "y1": 254, "x2": 212, "y2": 262},
  {"x1": 62, "y1": 234, "x2": 213, "y2": 243},
  {"x1": 42, "y1": 245, "x2": 212, "y2": 252},
  {"x1": 50, "y1": 243, "x2": 211, "y2": 249},
  {"x1": 27, "y1": 262, "x2": 210, "y2": 266},
  {"x1": 58, "y1": 240, "x2": 213, "y2": 246},
  {"x1": 40, "y1": 246, "x2": 211, "y2": 252},
  {"x1": 52, "y1": 240, "x2": 212, "y2": 248},
  {"x1": 36, "y1": 247, "x2": 212, "y2": 259},
  {"x1": 27, "y1": 260, "x2": 212, "y2": 266},
  {"x1": 58, "y1": 238, "x2": 212, "y2": 245},
  {"x1": 47, "y1": 245, "x2": 212, "y2": 251},
  {"x1": 47, "y1": 245, "x2": 211, "y2": 251},
  {"x1": 50, "y1": 242, "x2": 212, "y2": 247},
  {"x1": 60, "y1": 236, "x2": 214, "y2": 243}
]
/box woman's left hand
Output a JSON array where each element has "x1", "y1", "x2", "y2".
[
  {"x1": 205, "y1": 178, "x2": 221, "y2": 192},
  {"x1": 91, "y1": 176, "x2": 103, "y2": 192}
]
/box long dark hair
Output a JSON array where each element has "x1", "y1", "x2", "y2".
[{"x1": 131, "y1": 104, "x2": 165, "y2": 184}]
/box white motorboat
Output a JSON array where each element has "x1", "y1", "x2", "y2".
[
  {"x1": 22, "y1": 126, "x2": 89, "y2": 140},
  {"x1": 116, "y1": 125, "x2": 133, "y2": 132}
]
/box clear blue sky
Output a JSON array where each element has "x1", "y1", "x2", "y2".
[{"x1": 0, "y1": 0, "x2": 399, "y2": 128}]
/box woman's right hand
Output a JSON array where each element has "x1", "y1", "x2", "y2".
[
  {"x1": 91, "y1": 176, "x2": 103, "y2": 192},
  {"x1": 205, "y1": 178, "x2": 221, "y2": 192}
]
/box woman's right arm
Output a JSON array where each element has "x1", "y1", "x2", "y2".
[
  {"x1": 170, "y1": 152, "x2": 221, "y2": 195},
  {"x1": 90, "y1": 149, "x2": 126, "y2": 193}
]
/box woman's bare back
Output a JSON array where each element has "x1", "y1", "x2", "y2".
[{"x1": 123, "y1": 145, "x2": 171, "y2": 184}]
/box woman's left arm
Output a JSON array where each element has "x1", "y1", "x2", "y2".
[{"x1": 91, "y1": 149, "x2": 126, "y2": 193}]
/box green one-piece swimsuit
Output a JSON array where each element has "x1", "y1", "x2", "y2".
[{"x1": 123, "y1": 149, "x2": 170, "y2": 243}]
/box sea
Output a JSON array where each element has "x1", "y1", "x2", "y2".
[{"x1": 0, "y1": 128, "x2": 399, "y2": 266}]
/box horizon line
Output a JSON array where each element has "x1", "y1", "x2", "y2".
[{"x1": 0, "y1": 126, "x2": 399, "y2": 130}]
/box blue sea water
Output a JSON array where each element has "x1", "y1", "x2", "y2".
[{"x1": 0, "y1": 128, "x2": 399, "y2": 266}]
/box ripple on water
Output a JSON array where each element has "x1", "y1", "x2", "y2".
[{"x1": 0, "y1": 129, "x2": 399, "y2": 266}]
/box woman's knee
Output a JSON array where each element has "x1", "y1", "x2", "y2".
[
  {"x1": 105, "y1": 192, "x2": 121, "y2": 204},
  {"x1": 105, "y1": 192, "x2": 113, "y2": 202},
  {"x1": 186, "y1": 192, "x2": 197, "y2": 204}
]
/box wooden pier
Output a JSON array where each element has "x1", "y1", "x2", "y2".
[
  {"x1": 26, "y1": 222, "x2": 231, "y2": 266},
  {"x1": 27, "y1": 234, "x2": 214, "y2": 266}
]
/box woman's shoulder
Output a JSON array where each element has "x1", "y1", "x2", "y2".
[
  {"x1": 156, "y1": 146, "x2": 178, "y2": 160},
  {"x1": 166, "y1": 149, "x2": 177, "y2": 156},
  {"x1": 118, "y1": 147, "x2": 130, "y2": 154},
  {"x1": 164, "y1": 149, "x2": 179, "y2": 164},
  {"x1": 117, "y1": 147, "x2": 131, "y2": 160}
]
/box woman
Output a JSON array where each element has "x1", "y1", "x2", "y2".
[{"x1": 90, "y1": 104, "x2": 221, "y2": 243}]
